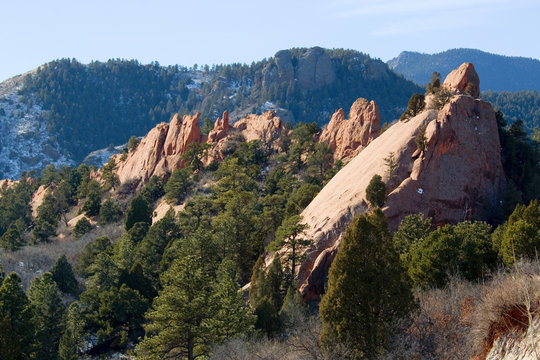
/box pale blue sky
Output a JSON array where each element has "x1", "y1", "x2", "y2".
[{"x1": 1, "y1": 0, "x2": 539, "y2": 82}]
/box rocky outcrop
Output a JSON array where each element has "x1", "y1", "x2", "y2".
[
  {"x1": 114, "y1": 113, "x2": 201, "y2": 183},
  {"x1": 296, "y1": 63, "x2": 505, "y2": 301},
  {"x1": 261, "y1": 47, "x2": 336, "y2": 91},
  {"x1": 207, "y1": 111, "x2": 230, "y2": 143},
  {"x1": 443, "y1": 62, "x2": 480, "y2": 97},
  {"x1": 31, "y1": 185, "x2": 50, "y2": 219},
  {"x1": 319, "y1": 98, "x2": 380, "y2": 161},
  {"x1": 113, "y1": 110, "x2": 285, "y2": 184}
]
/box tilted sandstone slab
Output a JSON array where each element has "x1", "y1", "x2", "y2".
[{"x1": 319, "y1": 98, "x2": 380, "y2": 161}]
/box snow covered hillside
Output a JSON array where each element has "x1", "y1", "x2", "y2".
[{"x1": 0, "y1": 74, "x2": 74, "y2": 179}]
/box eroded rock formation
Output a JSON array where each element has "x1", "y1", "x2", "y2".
[
  {"x1": 296, "y1": 63, "x2": 505, "y2": 301},
  {"x1": 319, "y1": 98, "x2": 380, "y2": 161},
  {"x1": 113, "y1": 110, "x2": 285, "y2": 184},
  {"x1": 443, "y1": 62, "x2": 480, "y2": 98}
]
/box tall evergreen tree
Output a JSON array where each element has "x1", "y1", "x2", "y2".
[
  {"x1": 28, "y1": 272, "x2": 66, "y2": 360},
  {"x1": 124, "y1": 195, "x2": 152, "y2": 231},
  {"x1": 319, "y1": 210, "x2": 414, "y2": 359},
  {"x1": 0, "y1": 272, "x2": 35, "y2": 360},
  {"x1": 50, "y1": 254, "x2": 79, "y2": 295}
]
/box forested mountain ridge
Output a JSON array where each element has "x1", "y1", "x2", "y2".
[
  {"x1": 388, "y1": 48, "x2": 540, "y2": 91},
  {"x1": 0, "y1": 47, "x2": 421, "y2": 179}
]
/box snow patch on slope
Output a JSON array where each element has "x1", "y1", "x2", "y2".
[{"x1": 0, "y1": 75, "x2": 74, "y2": 179}]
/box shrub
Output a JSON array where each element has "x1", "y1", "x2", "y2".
[
  {"x1": 415, "y1": 124, "x2": 427, "y2": 152},
  {"x1": 99, "y1": 199, "x2": 123, "y2": 225},
  {"x1": 472, "y1": 261, "x2": 540, "y2": 359},
  {"x1": 127, "y1": 135, "x2": 140, "y2": 152},
  {"x1": 73, "y1": 217, "x2": 92, "y2": 238},
  {"x1": 365, "y1": 174, "x2": 386, "y2": 208},
  {"x1": 400, "y1": 94, "x2": 425, "y2": 121}
]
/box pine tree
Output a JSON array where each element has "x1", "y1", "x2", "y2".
[
  {"x1": 365, "y1": 174, "x2": 386, "y2": 208},
  {"x1": 164, "y1": 168, "x2": 193, "y2": 204},
  {"x1": 50, "y1": 254, "x2": 78, "y2": 295},
  {"x1": 319, "y1": 210, "x2": 414, "y2": 359},
  {"x1": 274, "y1": 215, "x2": 310, "y2": 287},
  {"x1": 124, "y1": 194, "x2": 152, "y2": 231},
  {"x1": 205, "y1": 260, "x2": 255, "y2": 344},
  {"x1": 0, "y1": 272, "x2": 35, "y2": 360},
  {"x1": 28, "y1": 272, "x2": 66, "y2": 360},
  {"x1": 136, "y1": 253, "x2": 214, "y2": 360},
  {"x1": 58, "y1": 302, "x2": 85, "y2": 360},
  {"x1": 82, "y1": 180, "x2": 101, "y2": 216}
]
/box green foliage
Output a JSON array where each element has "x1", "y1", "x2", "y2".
[
  {"x1": 320, "y1": 210, "x2": 414, "y2": 359},
  {"x1": 73, "y1": 217, "x2": 92, "y2": 238},
  {"x1": 284, "y1": 183, "x2": 320, "y2": 216},
  {"x1": 58, "y1": 302, "x2": 86, "y2": 360},
  {"x1": 99, "y1": 198, "x2": 123, "y2": 225},
  {"x1": 164, "y1": 168, "x2": 193, "y2": 204},
  {"x1": 426, "y1": 72, "x2": 442, "y2": 94},
  {"x1": 33, "y1": 192, "x2": 62, "y2": 243},
  {"x1": 365, "y1": 174, "x2": 386, "y2": 208},
  {"x1": 139, "y1": 175, "x2": 165, "y2": 204},
  {"x1": 0, "y1": 225, "x2": 24, "y2": 251},
  {"x1": 206, "y1": 260, "x2": 256, "y2": 344},
  {"x1": 482, "y1": 90, "x2": 540, "y2": 131},
  {"x1": 127, "y1": 135, "x2": 140, "y2": 152},
  {"x1": 136, "y1": 209, "x2": 180, "y2": 281},
  {"x1": 0, "y1": 272, "x2": 35, "y2": 360},
  {"x1": 393, "y1": 213, "x2": 433, "y2": 257},
  {"x1": 249, "y1": 256, "x2": 284, "y2": 336},
  {"x1": 76, "y1": 235, "x2": 112, "y2": 277},
  {"x1": 415, "y1": 124, "x2": 428, "y2": 152},
  {"x1": 101, "y1": 158, "x2": 120, "y2": 191},
  {"x1": 28, "y1": 272, "x2": 66, "y2": 360},
  {"x1": 0, "y1": 180, "x2": 33, "y2": 239},
  {"x1": 50, "y1": 254, "x2": 79, "y2": 295},
  {"x1": 496, "y1": 200, "x2": 540, "y2": 265},
  {"x1": 213, "y1": 191, "x2": 263, "y2": 283},
  {"x1": 135, "y1": 251, "x2": 214, "y2": 360},
  {"x1": 407, "y1": 221, "x2": 494, "y2": 288},
  {"x1": 124, "y1": 194, "x2": 152, "y2": 231},
  {"x1": 273, "y1": 215, "x2": 311, "y2": 287},
  {"x1": 82, "y1": 180, "x2": 101, "y2": 216},
  {"x1": 400, "y1": 93, "x2": 425, "y2": 121}
]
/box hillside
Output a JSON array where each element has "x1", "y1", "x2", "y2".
[
  {"x1": 388, "y1": 48, "x2": 540, "y2": 91},
  {"x1": 0, "y1": 47, "x2": 421, "y2": 179}
]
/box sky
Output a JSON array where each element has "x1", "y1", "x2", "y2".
[{"x1": 1, "y1": 0, "x2": 539, "y2": 82}]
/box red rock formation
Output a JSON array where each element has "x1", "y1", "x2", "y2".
[
  {"x1": 113, "y1": 110, "x2": 285, "y2": 184},
  {"x1": 114, "y1": 113, "x2": 202, "y2": 183},
  {"x1": 208, "y1": 111, "x2": 230, "y2": 143},
  {"x1": 443, "y1": 62, "x2": 480, "y2": 97},
  {"x1": 295, "y1": 63, "x2": 504, "y2": 301},
  {"x1": 319, "y1": 98, "x2": 380, "y2": 161}
]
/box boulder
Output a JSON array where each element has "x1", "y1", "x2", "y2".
[
  {"x1": 443, "y1": 62, "x2": 480, "y2": 97},
  {"x1": 319, "y1": 98, "x2": 380, "y2": 161}
]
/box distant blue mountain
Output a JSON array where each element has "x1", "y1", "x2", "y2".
[{"x1": 388, "y1": 48, "x2": 540, "y2": 92}]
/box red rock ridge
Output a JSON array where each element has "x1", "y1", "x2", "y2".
[{"x1": 294, "y1": 63, "x2": 505, "y2": 301}]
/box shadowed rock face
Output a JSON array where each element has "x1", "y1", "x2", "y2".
[
  {"x1": 262, "y1": 47, "x2": 336, "y2": 91},
  {"x1": 319, "y1": 98, "x2": 380, "y2": 161},
  {"x1": 296, "y1": 63, "x2": 505, "y2": 302}
]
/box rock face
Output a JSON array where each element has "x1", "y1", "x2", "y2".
[
  {"x1": 296, "y1": 63, "x2": 505, "y2": 301},
  {"x1": 261, "y1": 47, "x2": 336, "y2": 91},
  {"x1": 484, "y1": 317, "x2": 540, "y2": 360},
  {"x1": 319, "y1": 98, "x2": 380, "y2": 161},
  {"x1": 115, "y1": 113, "x2": 201, "y2": 184},
  {"x1": 443, "y1": 62, "x2": 480, "y2": 97},
  {"x1": 207, "y1": 111, "x2": 230, "y2": 143},
  {"x1": 113, "y1": 110, "x2": 285, "y2": 184}
]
